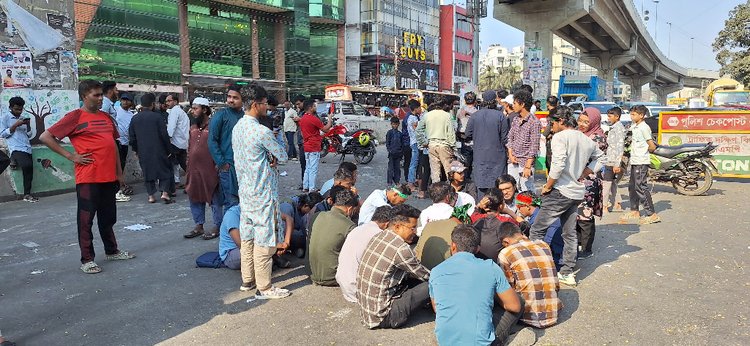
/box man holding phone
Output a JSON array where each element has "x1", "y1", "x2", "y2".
[{"x1": 1, "y1": 96, "x2": 37, "y2": 202}]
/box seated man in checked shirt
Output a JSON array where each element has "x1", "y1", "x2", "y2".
[{"x1": 497, "y1": 222, "x2": 562, "y2": 329}]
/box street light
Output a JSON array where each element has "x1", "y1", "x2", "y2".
[
  {"x1": 690, "y1": 37, "x2": 695, "y2": 66},
  {"x1": 653, "y1": 0, "x2": 660, "y2": 41},
  {"x1": 666, "y1": 21, "x2": 672, "y2": 58}
]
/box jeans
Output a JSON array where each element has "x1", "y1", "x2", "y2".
[
  {"x1": 11, "y1": 151, "x2": 33, "y2": 195},
  {"x1": 629, "y1": 164, "x2": 654, "y2": 215},
  {"x1": 418, "y1": 152, "x2": 431, "y2": 192},
  {"x1": 492, "y1": 294, "x2": 526, "y2": 345},
  {"x1": 170, "y1": 145, "x2": 187, "y2": 183},
  {"x1": 189, "y1": 189, "x2": 223, "y2": 228},
  {"x1": 508, "y1": 163, "x2": 536, "y2": 193},
  {"x1": 303, "y1": 152, "x2": 320, "y2": 190},
  {"x1": 76, "y1": 182, "x2": 120, "y2": 263},
  {"x1": 274, "y1": 130, "x2": 285, "y2": 149},
  {"x1": 285, "y1": 132, "x2": 297, "y2": 158},
  {"x1": 378, "y1": 280, "x2": 430, "y2": 328},
  {"x1": 408, "y1": 143, "x2": 419, "y2": 183},
  {"x1": 402, "y1": 144, "x2": 411, "y2": 182},
  {"x1": 291, "y1": 229, "x2": 306, "y2": 251},
  {"x1": 460, "y1": 145, "x2": 474, "y2": 180},
  {"x1": 118, "y1": 144, "x2": 129, "y2": 171},
  {"x1": 529, "y1": 189, "x2": 581, "y2": 275},
  {"x1": 298, "y1": 144, "x2": 306, "y2": 182},
  {"x1": 387, "y1": 154, "x2": 402, "y2": 185},
  {"x1": 223, "y1": 248, "x2": 241, "y2": 270},
  {"x1": 219, "y1": 169, "x2": 238, "y2": 209}
]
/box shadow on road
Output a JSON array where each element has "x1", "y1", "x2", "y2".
[{"x1": 575, "y1": 223, "x2": 642, "y2": 282}]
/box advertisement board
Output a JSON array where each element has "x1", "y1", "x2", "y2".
[{"x1": 659, "y1": 111, "x2": 750, "y2": 178}]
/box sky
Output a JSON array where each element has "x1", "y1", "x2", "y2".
[{"x1": 479, "y1": 0, "x2": 744, "y2": 71}]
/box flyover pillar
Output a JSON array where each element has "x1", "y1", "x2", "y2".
[
  {"x1": 649, "y1": 83, "x2": 683, "y2": 105},
  {"x1": 619, "y1": 74, "x2": 654, "y2": 102},
  {"x1": 581, "y1": 50, "x2": 636, "y2": 101},
  {"x1": 523, "y1": 29, "x2": 554, "y2": 100}
]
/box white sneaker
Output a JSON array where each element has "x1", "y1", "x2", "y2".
[
  {"x1": 280, "y1": 171, "x2": 288, "y2": 177},
  {"x1": 115, "y1": 191, "x2": 131, "y2": 202},
  {"x1": 558, "y1": 272, "x2": 577, "y2": 287},
  {"x1": 256, "y1": 286, "x2": 290, "y2": 299}
]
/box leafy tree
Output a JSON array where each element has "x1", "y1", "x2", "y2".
[
  {"x1": 713, "y1": 1, "x2": 750, "y2": 87},
  {"x1": 478, "y1": 65, "x2": 521, "y2": 92}
]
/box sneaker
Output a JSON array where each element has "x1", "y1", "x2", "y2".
[
  {"x1": 618, "y1": 212, "x2": 641, "y2": 224},
  {"x1": 23, "y1": 195, "x2": 39, "y2": 203},
  {"x1": 106, "y1": 251, "x2": 135, "y2": 261},
  {"x1": 577, "y1": 251, "x2": 593, "y2": 260},
  {"x1": 115, "y1": 191, "x2": 131, "y2": 202},
  {"x1": 294, "y1": 248, "x2": 305, "y2": 259},
  {"x1": 558, "y1": 272, "x2": 577, "y2": 287},
  {"x1": 256, "y1": 286, "x2": 291, "y2": 300},
  {"x1": 639, "y1": 214, "x2": 662, "y2": 225},
  {"x1": 290, "y1": 157, "x2": 298, "y2": 161},
  {"x1": 280, "y1": 171, "x2": 288, "y2": 177},
  {"x1": 239, "y1": 281, "x2": 256, "y2": 292}
]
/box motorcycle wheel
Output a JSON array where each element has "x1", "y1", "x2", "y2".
[
  {"x1": 320, "y1": 138, "x2": 330, "y2": 158},
  {"x1": 672, "y1": 160, "x2": 713, "y2": 196},
  {"x1": 354, "y1": 143, "x2": 375, "y2": 164}
]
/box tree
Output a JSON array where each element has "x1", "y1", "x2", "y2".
[
  {"x1": 713, "y1": 1, "x2": 750, "y2": 87},
  {"x1": 478, "y1": 65, "x2": 522, "y2": 92}
]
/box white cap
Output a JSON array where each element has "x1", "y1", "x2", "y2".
[
  {"x1": 192, "y1": 97, "x2": 210, "y2": 106},
  {"x1": 503, "y1": 94, "x2": 514, "y2": 104}
]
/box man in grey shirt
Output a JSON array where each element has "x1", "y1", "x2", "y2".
[{"x1": 529, "y1": 106, "x2": 604, "y2": 287}]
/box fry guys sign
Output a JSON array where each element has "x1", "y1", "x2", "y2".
[{"x1": 401, "y1": 31, "x2": 426, "y2": 61}]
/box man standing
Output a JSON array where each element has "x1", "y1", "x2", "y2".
[
  {"x1": 466, "y1": 90, "x2": 510, "y2": 196},
  {"x1": 309, "y1": 188, "x2": 358, "y2": 286},
  {"x1": 1, "y1": 97, "x2": 37, "y2": 202},
  {"x1": 429, "y1": 225, "x2": 523, "y2": 346},
  {"x1": 298, "y1": 99, "x2": 333, "y2": 192},
  {"x1": 100, "y1": 81, "x2": 118, "y2": 120},
  {"x1": 417, "y1": 98, "x2": 455, "y2": 184},
  {"x1": 39, "y1": 80, "x2": 135, "y2": 274},
  {"x1": 456, "y1": 92, "x2": 478, "y2": 179},
  {"x1": 232, "y1": 83, "x2": 290, "y2": 299},
  {"x1": 529, "y1": 106, "x2": 605, "y2": 286},
  {"x1": 405, "y1": 100, "x2": 422, "y2": 186},
  {"x1": 293, "y1": 96, "x2": 306, "y2": 189},
  {"x1": 357, "y1": 204, "x2": 428, "y2": 329},
  {"x1": 283, "y1": 99, "x2": 298, "y2": 160},
  {"x1": 129, "y1": 93, "x2": 174, "y2": 204},
  {"x1": 506, "y1": 90, "x2": 542, "y2": 192},
  {"x1": 114, "y1": 93, "x2": 134, "y2": 202},
  {"x1": 208, "y1": 84, "x2": 244, "y2": 209},
  {"x1": 166, "y1": 93, "x2": 190, "y2": 189}
]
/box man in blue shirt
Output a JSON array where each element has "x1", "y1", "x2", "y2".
[
  {"x1": 0, "y1": 96, "x2": 36, "y2": 202},
  {"x1": 219, "y1": 205, "x2": 242, "y2": 269},
  {"x1": 208, "y1": 84, "x2": 244, "y2": 209},
  {"x1": 429, "y1": 224, "x2": 523, "y2": 346}
]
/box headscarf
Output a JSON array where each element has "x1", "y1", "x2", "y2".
[{"x1": 581, "y1": 107, "x2": 604, "y2": 138}]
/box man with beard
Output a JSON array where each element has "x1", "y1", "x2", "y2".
[{"x1": 129, "y1": 93, "x2": 174, "y2": 204}]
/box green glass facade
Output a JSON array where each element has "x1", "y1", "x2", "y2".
[{"x1": 77, "y1": 0, "x2": 341, "y2": 94}]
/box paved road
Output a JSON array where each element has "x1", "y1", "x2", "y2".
[{"x1": 1, "y1": 149, "x2": 748, "y2": 345}]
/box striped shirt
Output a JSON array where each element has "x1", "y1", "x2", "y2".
[
  {"x1": 498, "y1": 239, "x2": 562, "y2": 328},
  {"x1": 507, "y1": 113, "x2": 542, "y2": 160},
  {"x1": 357, "y1": 230, "x2": 430, "y2": 328}
]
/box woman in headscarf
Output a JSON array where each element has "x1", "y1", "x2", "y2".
[{"x1": 575, "y1": 107, "x2": 607, "y2": 259}]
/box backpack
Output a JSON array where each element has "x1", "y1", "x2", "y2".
[{"x1": 195, "y1": 251, "x2": 226, "y2": 268}]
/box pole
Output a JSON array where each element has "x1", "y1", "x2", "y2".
[
  {"x1": 472, "y1": 7, "x2": 480, "y2": 91},
  {"x1": 690, "y1": 37, "x2": 695, "y2": 66},
  {"x1": 667, "y1": 22, "x2": 672, "y2": 58},
  {"x1": 653, "y1": 0, "x2": 659, "y2": 41},
  {"x1": 394, "y1": 36, "x2": 399, "y2": 91}
]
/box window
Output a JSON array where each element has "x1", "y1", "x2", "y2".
[
  {"x1": 456, "y1": 14, "x2": 471, "y2": 33},
  {"x1": 455, "y1": 37, "x2": 471, "y2": 55},
  {"x1": 454, "y1": 60, "x2": 470, "y2": 77}
]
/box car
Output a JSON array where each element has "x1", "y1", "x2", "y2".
[
  {"x1": 601, "y1": 111, "x2": 632, "y2": 133},
  {"x1": 316, "y1": 100, "x2": 371, "y2": 122},
  {"x1": 631, "y1": 104, "x2": 678, "y2": 138},
  {"x1": 566, "y1": 101, "x2": 619, "y2": 115}
]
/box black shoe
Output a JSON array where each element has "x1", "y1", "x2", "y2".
[
  {"x1": 577, "y1": 251, "x2": 593, "y2": 260},
  {"x1": 273, "y1": 255, "x2": 291, "y2": 269},
  {"x1": 239, "y1": 281, "x2": 256, "y2": 292}
]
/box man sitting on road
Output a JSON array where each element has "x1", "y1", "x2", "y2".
[
  {"x1": 498, "y1": 222, "x2": 562, "y2": 329},
  {"x1": 309, "y1": 188, "x2": 359, "y2": 286},
  {"x1": 357, "y1": 204, "x2": 428, "y2": 329},
  {"x1": 337, "y1": 206, "x2": 393, "y2": 302},
  {"x1": 429, "y1": 224, "x2": 524, "y2": 346},
  {"x1": 415, "y1": 204, "x2": 472, "y2": 270},
  {"x1": 280, "y1": 192, "x2": 323, "y2": 259},
  {"x1": 320, "y1": 161, "x2": 358, "y2": 195},
  {"x1": 358, "y1": 183, "x2": 411, "y2": 225},
  {"x1": 219, "y1": 205, "x2": 242, "y2": 269},
  {"x1": 417, "y1": 182, "x2": 457, "y2": 236}
]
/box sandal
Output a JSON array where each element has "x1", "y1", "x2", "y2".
[
  {"x1": 106, "y1": 251, "x2": 135, "y2": 261},
  {"x1": 80, "y1": 261, "x2": 102, "y2": 274},
  {"x1": 201, "y1": 232, "x2": 219, "y2": 240},
  {"x1": 148, "y1": 196, "x2": 156, "y2": 203},
  {"x1": 161, "y1": 196, "x2": 175, "y2": 204},
  {"x1": 184, "y1": 226, "x2": 204, "y2": 239}
]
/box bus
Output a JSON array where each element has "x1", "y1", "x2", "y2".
[
  {"x1": 324, "y1": 84, "x2": 411, "y2": 115},
  {"x1": 405, "y1": 89, "x2": 460, "y2": 110}
]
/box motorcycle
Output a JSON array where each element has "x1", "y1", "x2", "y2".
[
  {"x1": 319, "y1": 122, "x2": 378, "y2": 164},
  {"x1": 649, "y1": 142, "x2": 719, "y2": 196}
]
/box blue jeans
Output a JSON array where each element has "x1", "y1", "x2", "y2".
[
  {"x1": 189, "y1": 189, "x2": 223, "y2": 227},
  {"x1": 303, "y1": 152, "x2": 320, "y2": 190},
  {"x1": 274, "y1": 129, "x2": 285, "y2": 149},
  {"x1": 285, "y1": 132, "x2": 297, "y2": 158},
  {"x1": 218, "y1": 169, "x2": 238, "y2": 209},
  {"x1": 408, "y1": 143, "x2": 419, "y2": 183}
]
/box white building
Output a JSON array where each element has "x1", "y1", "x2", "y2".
[{"x1": 480, "y1": 44, "x2": 524, "y2": 71}]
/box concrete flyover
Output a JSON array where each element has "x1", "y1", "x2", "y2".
[{"x1": 494, "y1": 0, "x2": 720, "y2": 103}]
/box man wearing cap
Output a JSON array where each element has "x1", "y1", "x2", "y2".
[
  {"x1": 358, "y1": 183, "x2": 411, "y2": 225},
  {"x1": 448, "y1": 160, "x2": 477, "y2": 201},
  {"x1": 114, "y1": 93, "x2": 135, "y2": 201},
  {"x1": 465, "y1": 90, "x2": 510, "y2": 197}
]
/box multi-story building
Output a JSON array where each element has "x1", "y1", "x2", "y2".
[
  {"x1": 479, "y1": 44, "x2": 523, "y2": 71},
  {"x1": 345, "y1": 0, "x2": 442, "y2": 91},
  {"x1": 550, "y1": 35, "x2": 580, "y2": 96},
  {"x1": 438, "y1": 2, "x2": 477, "y2": 93},
  {"x1": 75, "y1": 0, "x2": 346, "y2": 98}
]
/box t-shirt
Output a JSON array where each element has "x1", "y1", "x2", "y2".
[
  {"x1": 414, "y1": 219, "x2": 460, "y2": 270},
  {"x1": 429, "y1": 252, "x2": 511, "y2": 346},
  {"x1": 358, "y1": 190, "x2": 388, "y2": 225},
  {"x1": 299, "y1": 113, "x2": 324, "y2": 153},
  {"x1": 630, "y1": 121, "x2": 652, "y2": 165},
  {"x1": 418, "y1": 203, "x2": 454, "y2": 236},
  {"x1": 336, "y1": 222, "x2": 383, "y2": 302},
  {"x1": 406, "y1": 113, "x2": 419, "y2": 145},
  {"x1": 219, "y1": 205, "x2": 241, "y2": 261},
  {"x1": 280, "y1": 197, "x2": 305, "y2": 231},
  {"x1": 47, "y1": 109, "x2": 120, "y2": 184},
  {"x1": 320, "y1": 178, "x2": 335, "y2": 195},
  {"x1": 309, "y1": 208, "x2": 356, "y2": 285}
]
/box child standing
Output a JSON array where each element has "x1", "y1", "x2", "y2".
[
  {"x1": 386, "y1": 116, "x2": 404, "y2": 185},
  {"x1": 620, "y1": 105, "x2": 660, "y2": 225}
]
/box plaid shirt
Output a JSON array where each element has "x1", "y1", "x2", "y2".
[
  {"x1": 507, "y1": 114, "x2": 542, "y2": 160},
  {"x1": 357, "y1": 230, "x2": 430, "y2": 328},
  {"x1": 498, "y1": 239, "x2": 562, "y2": 328}
]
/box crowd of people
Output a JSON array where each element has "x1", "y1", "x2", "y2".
[{"x1": 0, "y1": 78, "x2": 666, "y2": 345}]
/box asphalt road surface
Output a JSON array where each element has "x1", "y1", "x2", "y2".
[{"x1": 1, "y1": 148, "x2": 748, "y2": 345}]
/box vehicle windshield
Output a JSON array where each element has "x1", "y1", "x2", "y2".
[
  {"x1": 583, "y1": 103, "x2": 617, "y2": 114},
  {"x1": 713, "y1": 91, "x2": 750, "y2": 105},
  {"x1": 648, "y1": 107, "x2": 677, "y2": 118}
]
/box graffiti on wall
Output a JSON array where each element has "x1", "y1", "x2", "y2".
[{"x1": 0, "y1": 89, "x2": 78, "y2": 144}]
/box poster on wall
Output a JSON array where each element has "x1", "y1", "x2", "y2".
[
  {"x1": 32, "y1": 52, "x2": 62, "y2": 88},
  {"x1": 0, "y1": 89, "x2": 79, "y2": 144},
  {"x1": 0, "y1": 12, "x2": 18, "y2": 40},
  {"x1": 397, "y1": 60, "x2": 439, "y2": 91},
  {"x1": 1, "y1": 49, "x2": 34, "y2": 88},
  {"x1": 58, "y1": 51, "x2": 78, "y2": 87},
  {"x1": 46, "y1": 13, "x2": 74, "y2": 38}
]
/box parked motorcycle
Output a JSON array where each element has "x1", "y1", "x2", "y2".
[
  {"x1": 649, "y1": 142, "x2": 718, "y2": 196},
  {"x1": 320, "y1": 122, "x2": 378, "y2": 164}
]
